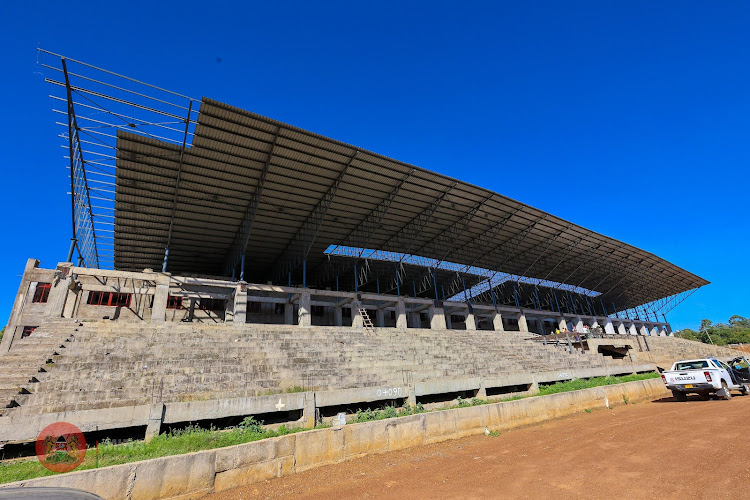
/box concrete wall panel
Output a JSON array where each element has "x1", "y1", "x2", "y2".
[
  {"x1": 294, "y1": 427, "x2": 345, "y2": 472},
  {"x1": 423, "y1": 408, "x2": 457, "y2": 444},
  {"x1": 386, "y1": 414, "x2": 426, "y2": 451},
  {"x1": 130, "y1": 452, "x2": 216, "y2": 500},
  {"x1": 344, "y1": 419, "x2": 390, "y2": 458},
  {"x1": 455, "y1": 405, "x2": 490, "y2": 438}
]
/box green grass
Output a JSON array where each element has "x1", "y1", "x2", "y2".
[
  {"x1": 0, "y1": 418, "x2": 304, "y2": 485},
  {"x1": 536, "y1": 372, "x2": 659, "y2": 396},
  {"x1": 0, "y1": 373, "x2": 660, "y2": 485}
]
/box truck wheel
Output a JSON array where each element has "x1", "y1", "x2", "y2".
[
  {"x1": 672, "y1": 391, "x2": 687, "y2": 402},
  {"x1": 720, "y1": 381, "x2": 732, "y2": 400},
  {"x1": 741, "y1": 385, "x2": 749, "y2": 396}
]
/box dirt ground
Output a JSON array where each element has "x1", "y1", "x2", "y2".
[{"x1": 206, "y1": 394, "x2": 750, "y2": 500}]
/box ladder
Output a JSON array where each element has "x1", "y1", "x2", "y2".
[{"x1": 358, "y1": 308, "x2": 375, "y2": 333}]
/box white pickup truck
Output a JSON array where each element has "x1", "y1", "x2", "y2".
[{"x1": 661, "y1": 357, "x2": 750, "y2": 401}]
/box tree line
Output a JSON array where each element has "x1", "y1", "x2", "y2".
[{"x1": 678, "y1": 315, "x2": 750, "y2": 346}]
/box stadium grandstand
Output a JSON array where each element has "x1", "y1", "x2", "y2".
[{"x1": 0, "y1": 49, "x2": 730, "y2": 451}]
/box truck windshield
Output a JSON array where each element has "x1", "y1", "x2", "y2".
[{"x1": 675, "y1": 360, "x2": 709, "y2": 370}]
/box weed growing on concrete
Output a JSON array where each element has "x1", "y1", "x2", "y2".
[
  {"x1": 455, "y1": 397, "x2": 470, "y2": 408},
  {"x1": 622, "y1": 395, "x2": 629, "y2": 405},
  {"x1": 584, "y1": 409, "x2": 592, "y2": 413},
  {"x1": 351, "y1": 405, "x2": 402, "y2": 423},
  {"x1": 239, "y1": 416, "x2": 264, "y2": 433},
  {"x1": 399, "y1": 403, "x2": 426, "y2": 416},
  {"x1": 487, "y1": 430, "x2": 501, "y2": 437}
]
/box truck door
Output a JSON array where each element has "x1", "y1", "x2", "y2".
[{"x1": 730, "y1": 357, "x2": 750, "y2": 384}]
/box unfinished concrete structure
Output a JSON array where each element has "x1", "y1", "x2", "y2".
[{"x1": 0, "y1": 50, "x2": 721, "y2": 448}]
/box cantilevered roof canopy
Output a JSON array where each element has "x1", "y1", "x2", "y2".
[{"x1": 113, "y1": 97, "x2": 708, "y2": 313}]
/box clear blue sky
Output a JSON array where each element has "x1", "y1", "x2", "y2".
[{"x1": 0, "y1": 1, "x2": 747, "y2": 331}]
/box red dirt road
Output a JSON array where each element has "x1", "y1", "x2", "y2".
[{"x1": 207, "y1": 395, "x2": 750, "y2": 500}]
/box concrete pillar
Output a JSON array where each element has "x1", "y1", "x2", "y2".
[
  {"x1": 575, "y1": 317, "x2": 584, "y2": 332},
  {"x1": 0, "y1": 258, "x2": 39, "y2": 353},
  {"x1": 298, "y1": 291, "x2": 311, "y2": 327},
  {"x1": 144, "y1": 403, "x2": 166, "y2": 443},
  {"x1": 639, "y1": 325, "x2": 649, "y2": 336},
  {"x1": 376, "y1": 308, "x2": 385, "y2": 328},
  {"x1": 62, "y1": 284, "x2": 79, "y2": 319},
  {"x1": 591, "y1": 318, "x2": 599, "y2": 329},
  {"x1": 558, "y1": 317, "x2": 567, "y2": 332},
  {"x1": 604, "y1": 318, "x2": 616, "y2": 335},
  {"x1": 134, "y1": 291, "x2": 148, "y2": 320},
  {"x1": 407, "y1": 388, "x2": 416, "y2": 407},
  {"x1": 46, "y1": 263, "x2": 74, "y2": 319},
  {"x1": 284, "y1": 303, "x2": 294, "y2": 325},
  {"x1": 492, "y1": 312, "x2": 503, "y2": 332},
  {"x1": 628, "y1": 323, "x2": 638, "y2": 336},
  {"x1": 476, "y1": 381, "x2": 487, "y2": 399},
  {"x1": 233, "y1": 283, "x2": 247, "y2": 325},
  {"x1": 303, "y1": 392, "x2": 316, "y2": 428},
  {"x1": 518, "y1": 313, "x2": 528, "y2": 332},
  {"x1": 465, "y1": 311, "x2": 477, "y2": 331},
  {"x1": 352, "y1": 304, "x2": 364, "y2": 328},
  {"x1": 151, "y1": 273, "x2": 170, "y2": 322},
  {"x1": 617, "y1": 322, "x2": 627, "y2": 335},
  {"x1": 333, "y1": 306, "x2": 343, "y2": 327},
  {"x1": 429, "y1": 307, "x2": 447, "y2": 329},
  {"x1": 224, "y1": 296, "x2": 234, "y2": 323},
  {"x1": 445, "y1": 312, "x2": 453, "y2": 329},
  {"x1": 396, "y1": 299, "x2": 407, "y2": 330},
  {"x1": 665, "y1": 323, "x2": 673, "y2": 335},
  {"x1": 650, "y1": 325, "x2": 659, "y2": 336}
]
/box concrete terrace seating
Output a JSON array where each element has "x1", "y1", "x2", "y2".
[
  {"x1": 636, "y1": 335, "x2": 739, "y2": 368},
  {"x1": 530, "y1": 332, "x2": 740, "y2": 370},
  {"x1": 0, "y1": 319, "x2": 641, "y2": 418}
]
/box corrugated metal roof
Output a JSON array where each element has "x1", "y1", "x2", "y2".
[{"x1": 113, "y1": 96, "x2": 708, "y2": 311}]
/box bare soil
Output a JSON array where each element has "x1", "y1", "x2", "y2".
[{"x1": 207, "y1": 394, "x2": 750, "y2": 500}]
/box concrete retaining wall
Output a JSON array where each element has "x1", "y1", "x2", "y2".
[
  {"x1": 0, "y1": 363, "x2": 655, "y2": 445},
  {"x1": 1, "y1": 378, "x2": 668, "y2": 499}
]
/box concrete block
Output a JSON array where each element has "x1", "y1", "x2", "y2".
[
  {"x1": 415, "y1": 377, "x2": 479, "y2": 397},
  {"x1": 0, "y1": 462, "x2": 133, "y2": 500},
  {"x1": 294, "y1": 427, "x2": 345, "y2": 472},
  {"x1": 454, "y1": 405, "x2": 489, "y2": 438},
  {"x1": 214, "y1": 438, "x2": 276, "y2": 473},
  {"x1": 344, "y1": 419, "x2": 390, "y2": 458},
  {"x1": 275, "y1": 433, "x2": 296, "y2": 457},
  {"x1": 214, "y1": 459, "x2": 280, "y2": 492},
  {"x1": 423, "y1": 408, "x2": 457, "y2": 444},
  {"x1": 131, "y1": 451, "x2": 216, "y2": 500},
  {"x1": 386, "y1": 414, "x2": 425, "y2": 451},
  {"x1": 163, "y1": 393, "x2": 306, "y2": 424},
  {"x1": 278, "y1": 455, "x2": 295, "y2": 477}
]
